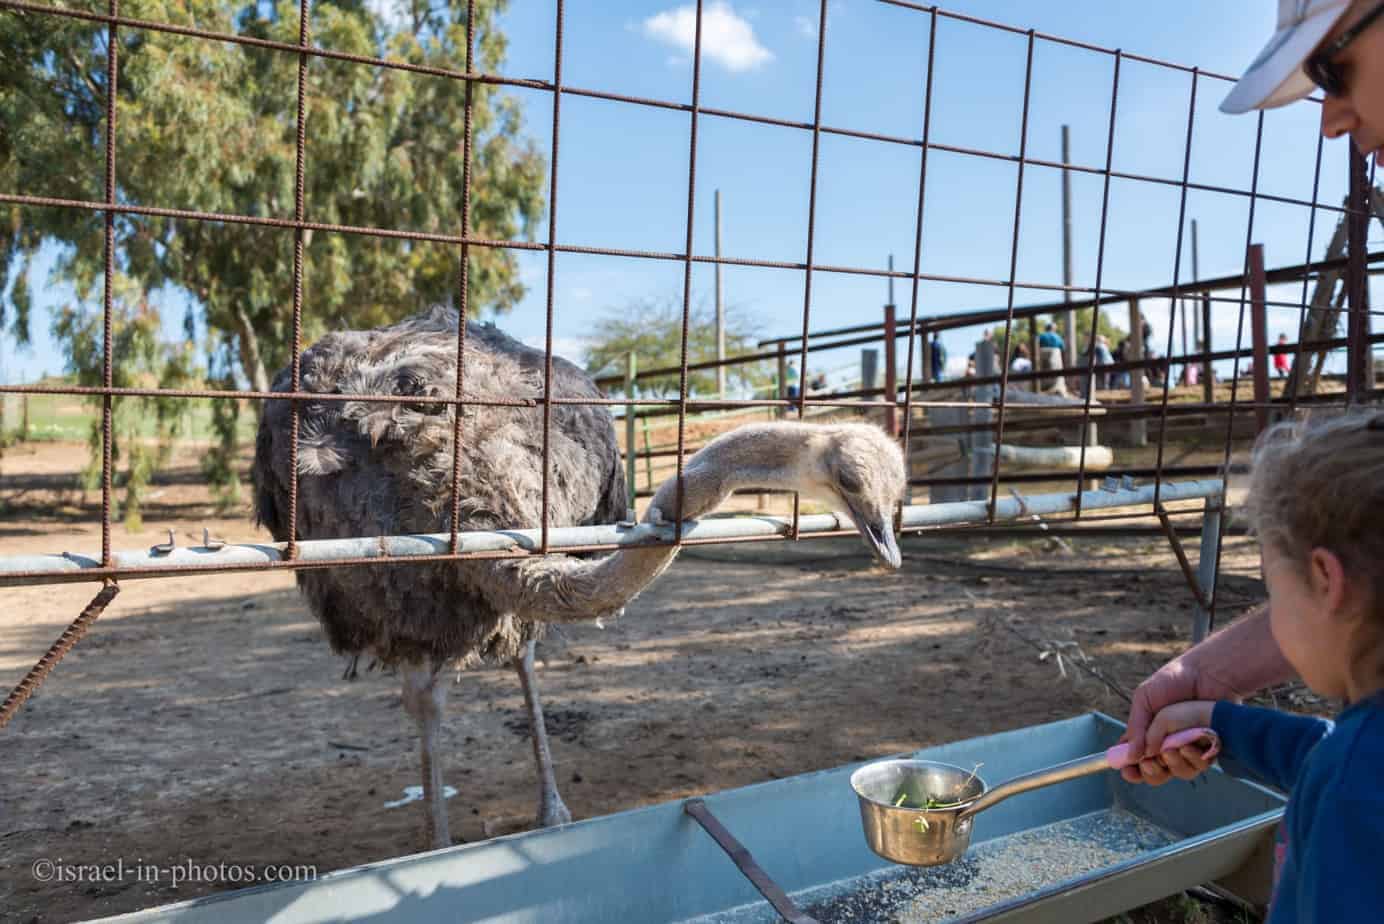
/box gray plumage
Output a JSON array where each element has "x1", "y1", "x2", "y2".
[
  {"x1": 252, "y1": 305, "x2": 908, "y2": 847},
  {"x1": 254, "y1": 306, "x2": 627, "y2": 668}
]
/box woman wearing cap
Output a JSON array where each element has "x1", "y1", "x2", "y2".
[{"x1": 1123, "y1": 0, "x2": 1384, "y2": 782}]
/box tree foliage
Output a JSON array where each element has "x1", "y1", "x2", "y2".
[
  {"x1": 583, "y1": 298, "x2": 773, "y2": 399},
  {"x1": 51, "y1": 275, "x2": 200, "y2": 529},
  {"x1": 989, "y1": 308, "x2": 1126, "y2": 358},
  {"x1": 1, "y1": 0, "x2": 545, "y2": 519}
]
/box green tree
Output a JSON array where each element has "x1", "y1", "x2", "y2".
[
  {"x1": 51, "y1": 275, "x2": 200, "y2": 529},
  {"x1": 990, "y1": 308, "x2": 1126, "y2": 359},
  {"x1": 583, "y1": 297, "x2": 774, "y2": 399},
  {"x1": 1, "y1": 0, "x2": 545, "y2": 518}
]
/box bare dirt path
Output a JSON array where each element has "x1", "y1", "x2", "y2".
[{"x1": 0, "y1": 441, "x2": 1275, "y2": 924}]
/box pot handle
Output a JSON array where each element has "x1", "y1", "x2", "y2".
[{"x1": 958, "y1": 727, "x2": 1219, "y2": 821}]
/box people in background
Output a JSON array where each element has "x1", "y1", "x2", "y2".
[
  {"x1": 1274, "y1": 333, "x2": 1292, "y2": 377},
  {"x1": 930, "y1": 332, "x2": 948, "y2": 382},
  {"x1": 807, "y1": 371, "x2": 828, "y2": 394},
  {"x1": 784, "y1": 360, "x2": 799, "y2": 399},
  {"x1": 1038, "y1": 321, "x2": 1065, "y2": 353}
]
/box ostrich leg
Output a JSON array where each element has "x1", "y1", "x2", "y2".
[
  {"x1": 515, "y1": 640, "x2": 573, "y2": 827},
  {"x1": 401, "y1": 662, "x2": 452, "y2": 849}
]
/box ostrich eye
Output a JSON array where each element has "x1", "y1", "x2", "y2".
[
  {"x1": 838, "y1": 470, "x2": 863, "y2": 494},
  {"x1": 395, "y1": 373, "x2": 425, "y2": 396}
]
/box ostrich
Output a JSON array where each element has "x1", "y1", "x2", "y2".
[{"x1": 253, "y1": 305, "x2": 906, "y2": 849}]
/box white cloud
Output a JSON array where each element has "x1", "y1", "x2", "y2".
[
  {"x1": 521, "y1": 336, "x2": 592, "y2": 363},
  {"x1": 364, "y1": 0, "x2": 410, "y2": 33},
  {"x1": 643, "y1": 2, "x2": 774, "y2": 73}
]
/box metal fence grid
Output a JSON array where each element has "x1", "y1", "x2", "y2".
[{"x1": 0, "y1": 4, "x2": 1377, "y2": 601}]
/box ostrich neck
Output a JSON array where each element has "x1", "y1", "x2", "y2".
[{"x1": 487, "y1": 424, "x2": 828, "y2": 624}]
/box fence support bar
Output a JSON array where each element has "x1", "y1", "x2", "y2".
[
  {"x1": 684, "y1": 799, "x2": 818, "y2": 924},
  {"x1": 1, "y1": 582, "x2": 120, "y2": 729},
  {"x1": 0, "y1": 480, "x2": 1224, "y2": 587},
  {"x1": 1155, "y1": 501, "x2": 1211, "y2": 613},
  {"x1": 1191, "y1": 497, "x2": 1223, "y2": 643}
]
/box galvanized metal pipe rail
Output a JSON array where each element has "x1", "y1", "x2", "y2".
[{"x1": 0, "y1": 480, "x2": 1222, "y2": 587}]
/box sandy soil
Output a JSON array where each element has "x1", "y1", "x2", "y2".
[{"x1": 0, "y1": 440, "x2": 1284, "y2": 924}]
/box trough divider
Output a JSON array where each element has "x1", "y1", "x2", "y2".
[{"x1": 683, "y1": 798, "x2": 819, "y2": 924}]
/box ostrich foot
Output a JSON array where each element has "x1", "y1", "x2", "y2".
[{"x1": 537, "y1": 791, "x2": 573, "y2": 828}]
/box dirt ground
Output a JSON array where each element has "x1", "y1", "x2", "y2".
[{"x1": 0, "y1": 440, "x2": 1289, "y2": 924}]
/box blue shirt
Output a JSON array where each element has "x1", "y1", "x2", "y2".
[
  {"x1": 1038, "y1": 331, "x2": 1064, "y2": 350},
  {"x1": 1212, "y1": 695, "x2": 1384, "y2": 923}
]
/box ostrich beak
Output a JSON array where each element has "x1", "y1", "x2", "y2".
[{"x1": 846, "y1": 503, "x2": 902, "y2": 569}]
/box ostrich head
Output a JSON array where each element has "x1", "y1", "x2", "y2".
[{"x1": 809, "y1": 424, "x2": 907, "y2": 569}]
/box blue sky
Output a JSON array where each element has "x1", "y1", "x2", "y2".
[{"x1": 3, "y1": 1, "x2": 1378, "y2": 388}]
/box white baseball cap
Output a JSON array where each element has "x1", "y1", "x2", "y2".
[{"x1": 1220, "y1": 0, "x2": 1353, "y2": 114}]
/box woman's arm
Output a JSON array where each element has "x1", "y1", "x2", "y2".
[{"x1": 1123, "y1": 605, "x2": 1296, "y2": 784}]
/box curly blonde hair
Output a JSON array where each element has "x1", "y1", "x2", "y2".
[{"x1": 1245, "y1": 410, "x2": 1384, "y2": 609}]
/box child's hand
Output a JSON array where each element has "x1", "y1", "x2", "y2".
[{"x1": 1142, "y1": 700, "x2": 1217, "y2": 785}]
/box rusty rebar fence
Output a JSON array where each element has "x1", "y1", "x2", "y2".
[{"x1": 0, "y1": 0, "x2": 1376, "y2": 601}]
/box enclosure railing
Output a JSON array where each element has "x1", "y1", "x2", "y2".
[{"x1": 0, "y1": 0, "x2": 1378, "y2": 693}]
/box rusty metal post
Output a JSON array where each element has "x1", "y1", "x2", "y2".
[
  {"x1": 1201, "y1": 292, "x2": 1214, "y2": 405},
  {"x1": 1061, "y1": 124, "x2": 1076, "y2": 371},
  {"x1": 883, "y1": 304, "x2": 898, "y2": 436},
  {"x1": 1127, "y1": 297, "x2": 1146, "y2": 447},
  {"x1": 776, "y1": 341, "x2": 787, "y2": 419},
  {"x1": 1347, "y1": 145, "x2": 1371, "y2": 402},
  {"x1": 625, "y1": 351, "x2": 637, "y2": 511},
  {"x1": 921, "y1": 319, "x2": 933, "y2": 385},
  {"x1": 1248, "y1": 244, "x2": 1270, "y2": 434}
]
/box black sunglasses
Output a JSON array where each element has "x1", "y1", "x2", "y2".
[{"x1": 1305, "y1": 1, "x2": 1384, "y2": 97}]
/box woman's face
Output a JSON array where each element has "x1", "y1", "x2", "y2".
[{"x1": 1319, "y1": 1, "x2": 1384, "y2": 155}]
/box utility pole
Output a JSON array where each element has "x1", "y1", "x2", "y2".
[
  {"x1": 715, "y1": 189, "x2": 726, "y2": 400},
  {"x1": 1190, "y1": 219, "x2": 1200, "y2": 356},
  {"x1": 1061, "y1": 125, "x2": 1076, "y2": 370}
]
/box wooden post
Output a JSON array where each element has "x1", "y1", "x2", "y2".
[
  {"x1": 883, "y1": 304, "x2": 898, "y2": 436},
  {"x1": 1248, "y1": 244, "x2": 1270, "y2": 434},
  {"x1": 1201, "y1": 292, "x2": 1214, "y2": 405},
  {"x1": 1128, "y1": 298, "x2": 1147, "y2": 447},
  {"x1": 776, "y1": 342, "x2": 787, "y2": 419},
  {"x1": 641, "y1": 414, "x2": 655, "y2": 497},
  {"x1": 625, "y1": 351, "x2": 637, "y2": 512}
]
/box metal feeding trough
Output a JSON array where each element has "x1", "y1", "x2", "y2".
[{"x1": 87, "y1": 714, "x2": 1283, "y2": 924}]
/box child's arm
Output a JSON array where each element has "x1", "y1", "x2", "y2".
[{"x1": 1210, "y1": 701, "x2": 1333, "y2": 793}]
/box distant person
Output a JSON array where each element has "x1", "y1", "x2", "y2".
[
  {"x1": 1274, "y1": 333, "x2": 1292, "y2": 377},
  {"x1": 1009, "y1": 342, "x2": 1033, "y2": 386},
  {"x1": 808, "y1": 371, "x2": 828, "y2": 393},
  {"x1": 1036, "y1": 322, "x2": 1067, "y2": 395},
  {"x1": 930, "y1": 332, "x2": 947, "y2": 382},
  {"x1": 1111, "y1": 338, "x2": 1131, "y2": 389},
  {"x1": 784, "y1": 360, "x2": 799, "y2": 399},
  {"x1": 1093, "y1": 334, "x2": 1114, "y2": 390}
]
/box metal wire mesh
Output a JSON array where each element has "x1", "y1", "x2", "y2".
[{"x1": 0, "y1": 0, "x2": 1375, "y2": 594}]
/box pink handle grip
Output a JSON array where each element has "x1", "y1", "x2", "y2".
[{"x1": 1105, "y1": 727, "x2": 1220, "y2": 770}]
